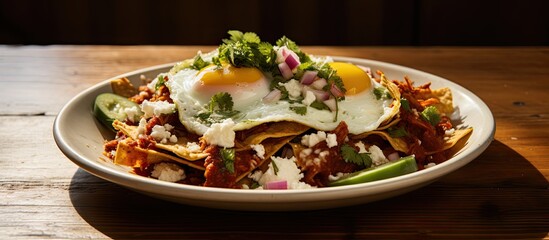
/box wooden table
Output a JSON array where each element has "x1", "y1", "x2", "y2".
[{"x1": 1, "y1": 46, "x2": 548, "y2": 239}]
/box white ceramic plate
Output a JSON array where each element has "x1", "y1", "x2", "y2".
[{"x1": 53, "y1": 56, "x2": 495, "y2": 211}]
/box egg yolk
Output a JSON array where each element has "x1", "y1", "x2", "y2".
[
  {"x1": 329, "y1": 62, "x2": 371, "y2": 95},
  {"x1": 198, "y1": 64, "x2": 264, "y2": 85}
]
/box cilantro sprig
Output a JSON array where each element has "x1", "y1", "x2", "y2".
[
  {"x1": 155, "y1": 75, "x2": 165, "y2": 90},
  {"x1": 216, "y1": 30, "x2": 277, "y2": 72},
  {"x1": 340, "y1": 144, "x2": 372, "y2": 167},
  {"x1": 197, "y1": 92, "x2": 240, "y2": 123},
  {"x1": 220, "y1": 148, "x2": 235, "y2": 174},
  {"x1": 191, "y1": 54, "x2": 210, "y2": 70},
  {"x1": 420, "y1": 106, "x2": 441, "y2": 126}
]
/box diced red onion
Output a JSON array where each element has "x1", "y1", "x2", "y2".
[
  {"x1": 387, "y1": 152, "x2": 400, "y2": 161},
  {"x1": 302, "y1": 86, "x2": 329, "y2": 101},
  {"x1": 278, "y1": 62, "x2": 293, "y2": 79},
  {"x1": 262, "y1": 89, "x2": 282, "y2": 103},
  {"x1": 310, "y1": 78, "x2": 327, "y2": 90},
  {"x1": 285, "y1": 54, "x2": 300, "y2": 70},
  {"x1": 265, "y1": 180, "x2": 288, "y2": 190},
  {"x1": 300, "y1": 71, "x2": 318, "y2": 85},
  {"x1": 312, "y1": 89, "x2": 330, "y2": 101},
  {"x1": 330, "y1": 83, "x2": 345, "y2": 98},
  {"x1": 276, "y1": 47, "x2": 289, "y2": 63},
  {"x1": 323, "y1": 98, "x2": 337, "y2": 111}
]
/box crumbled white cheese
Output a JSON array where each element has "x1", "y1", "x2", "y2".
[
  {"x1": 123, "y1": 106, "x2": 140, "y2": 122},
  {"x1": 301, "y1": 131, "x2": 327, "y2": 147},
  {"x1": 151, "y1": 162, "x2": 185, "y2": 182},
  {"x1": 299, "y1": 148, "x2": 312, "y2": 159},
  {"x1": 319, "y1": 150, "x2": 330, "y2": 159},
  {"x1": 141, "y1": 100, "x2": 175, "y2": 118},
  {"x1": 251, "y1": 144, "x2": 265, "y2": 159},
  {"x1": 424, "y1": 162, "x2": 437, "y2": 168},
  {"x1": 249, "y1": 156, "x2": 314, "y2": 190},
  {"x1": 326, "y1": 133, "x2": 338, "y2": 148},
  {"x1": 328, "y1": 172, "x2": 350, "y2": 181},
  {"x1": 355, "y1": 141, "x2": 367, "y2": 153},
  {"x1": 301, "y1": 131, "x2": 337, "y2": 148},
  {"x1": 150, "y1": 124, "x2": 178, "y2": 144},
  {"x1": 279, "y1": 79, "x2": 302, "y2": 99},
  {"x1": 137, "y1": 118, "x2": 147, "y2": 135},
  {"x1": 186, "y1": 142, "x2": 201, "y2": 152},
  {"x1": 202, "y1": 118, "x2": 235, "y2": 148},
  {"x1": 302, "y1": 90, "x2": 316, "y2": 106},
  {"x1": 445, "y1": 128, "x2": 455, "y2": 136},
  {"x1": 368, "y1": 145, "x2": 389, "y2": 166}
]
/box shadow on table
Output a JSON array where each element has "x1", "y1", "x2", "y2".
[{"x1": 69, "y1": 140, "x2": 549, "y2": 239}]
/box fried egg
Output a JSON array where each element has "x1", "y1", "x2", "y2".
[{"x1": 166, "y1": 58, "x2": 397, "y2": 136}]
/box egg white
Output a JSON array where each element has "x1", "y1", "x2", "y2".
[{"x1": 167, "y1": 71, "x2": 396, "y2": 136}]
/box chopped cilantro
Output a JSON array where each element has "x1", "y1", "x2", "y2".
[
  {"x1": 209, "y1": 92, "x2": 234, "y2": 113},
  {"x1": 340, "y1": 144, "x2": 372, "y2": 167},
  {"x1": 290, "y1": 106, "x2": 307, "y2": 115},
  {"x1": 191, "y1": 55, "x2": 209, "y2": 70},
  {"x1": 310, "y1": 101, "x2": 330, "y2": 111},
  {"x1": 155, "y1": 75, "x2": 165, "y2": 90},
  {"x1": 373, "y1": 87, "x2": 391, "y2": 100},
  {"x1": 400, "y1": 98, "x2": 411, "y2": 111},
  {"x1": 211, "y1": 56, "x2": 222, "y2": 68},
  {"x1": 388, "y1": 126, "x2": 408, "y2": 138},
  {"x1": 196, "y1": 92, "x2": 239, "y2": 123},
  {"x1": 271, "y1": 160, "x2": 279, "y2": 175},
  {"x1": 220, "y1": 148, "x2": 235, "y2": 174},
  {"x1": 421, "y1": 106, "x2": 441, "y2": 126},
  {"x1": 217, "y1": 30, "x2": 276, "y2": 72},
  {"x1": 249, "y1": 181, "x2": 260, "y2": 189}
]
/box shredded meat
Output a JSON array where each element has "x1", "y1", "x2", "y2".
[
  {"x1": 296, "y1": 122, "x2": 360, "y2": 187},
  {"x1": 391, "y1": 76, "x2": 453, "y2": 167},
  {"x1": 203, "y1": 145, "x2": 259, "y2": 188}
]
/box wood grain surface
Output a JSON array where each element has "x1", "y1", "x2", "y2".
[{"x1": 1, "y1": 46, "x2": 548, "y2": 239}]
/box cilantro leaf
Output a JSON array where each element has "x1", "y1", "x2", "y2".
[
  {"x1": 388, "y1": 126, "x2": 409, "y2": 138},
  {"x1": 421, "y1": 106, "x2": 441, "y2": 126},
  {"x1": 191, "y1": 55, "x2": 210, "y2": 70},
  {"x1": 290, "y1": 106, "x2": 307, "y2": 115},
  {"x1": 217, "y1": 30, "x2": 276, "y2": 72},
  {"x1": 209, "y1": 92, "x2": 234, "y2": 113},
  {"x1": 220, "y1": 148, "x2": 235, "y2": 174},
  {"x1": 196, "y1": 92, "x2": 240, "y2": 123},
  {"x1": 400, "y1": 98, "x2": 411, "y2": 111},
  {"x1": 155, "y1": 75, "x2": 165, "y2": 90},
  {"x1": 310, "y1": 101, "x2": 330, "y2": 111},
  {"x1": 271, "y1": 160, "x2": 279, "y2": 175},
  {"x1": 373, "y1": 87, "x2": 391, "y2": 100},
  {"x1": 340, "y1": 144, "x2": 372, "y2": 167},
  {"x1": 243, "y1": 32, "x2": 260, "y2": 44}
]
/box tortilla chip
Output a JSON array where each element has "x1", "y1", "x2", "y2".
[
  {"x1": 351, "y1": 130, "x2": 409, "y2": 153},
  {"x1": 418, "y1": 87, "x2": 454, "y2": 115},
  {"x1": 378, "y1": 71, "x2": 402, "y2": 127},
  {"x1": 111, "y1": 77, "x2": 137, "y2": 98},
  {"x1": 236, "y1": 121, "x2": 310, "y2": 149},
  {"x1": 114, "y1": 138, "x2": 205, "y2": 170},
  {"x1": 427, "y1": 128, "x2": 473, "y2": 155},
  {"x1": 113, "y1": 120, "x2": 208, "y2": 161},
  {"x1": 236, "y1": 136, "x2": 295, "y2": 181}
]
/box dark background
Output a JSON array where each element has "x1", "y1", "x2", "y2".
[{"x1": 1, "y1": 0, "x2": 547, "y2": 46}]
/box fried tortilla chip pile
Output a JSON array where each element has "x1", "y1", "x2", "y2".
[{"x1": 101, "y1": 70, "x2": 472, "y2": 189}]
